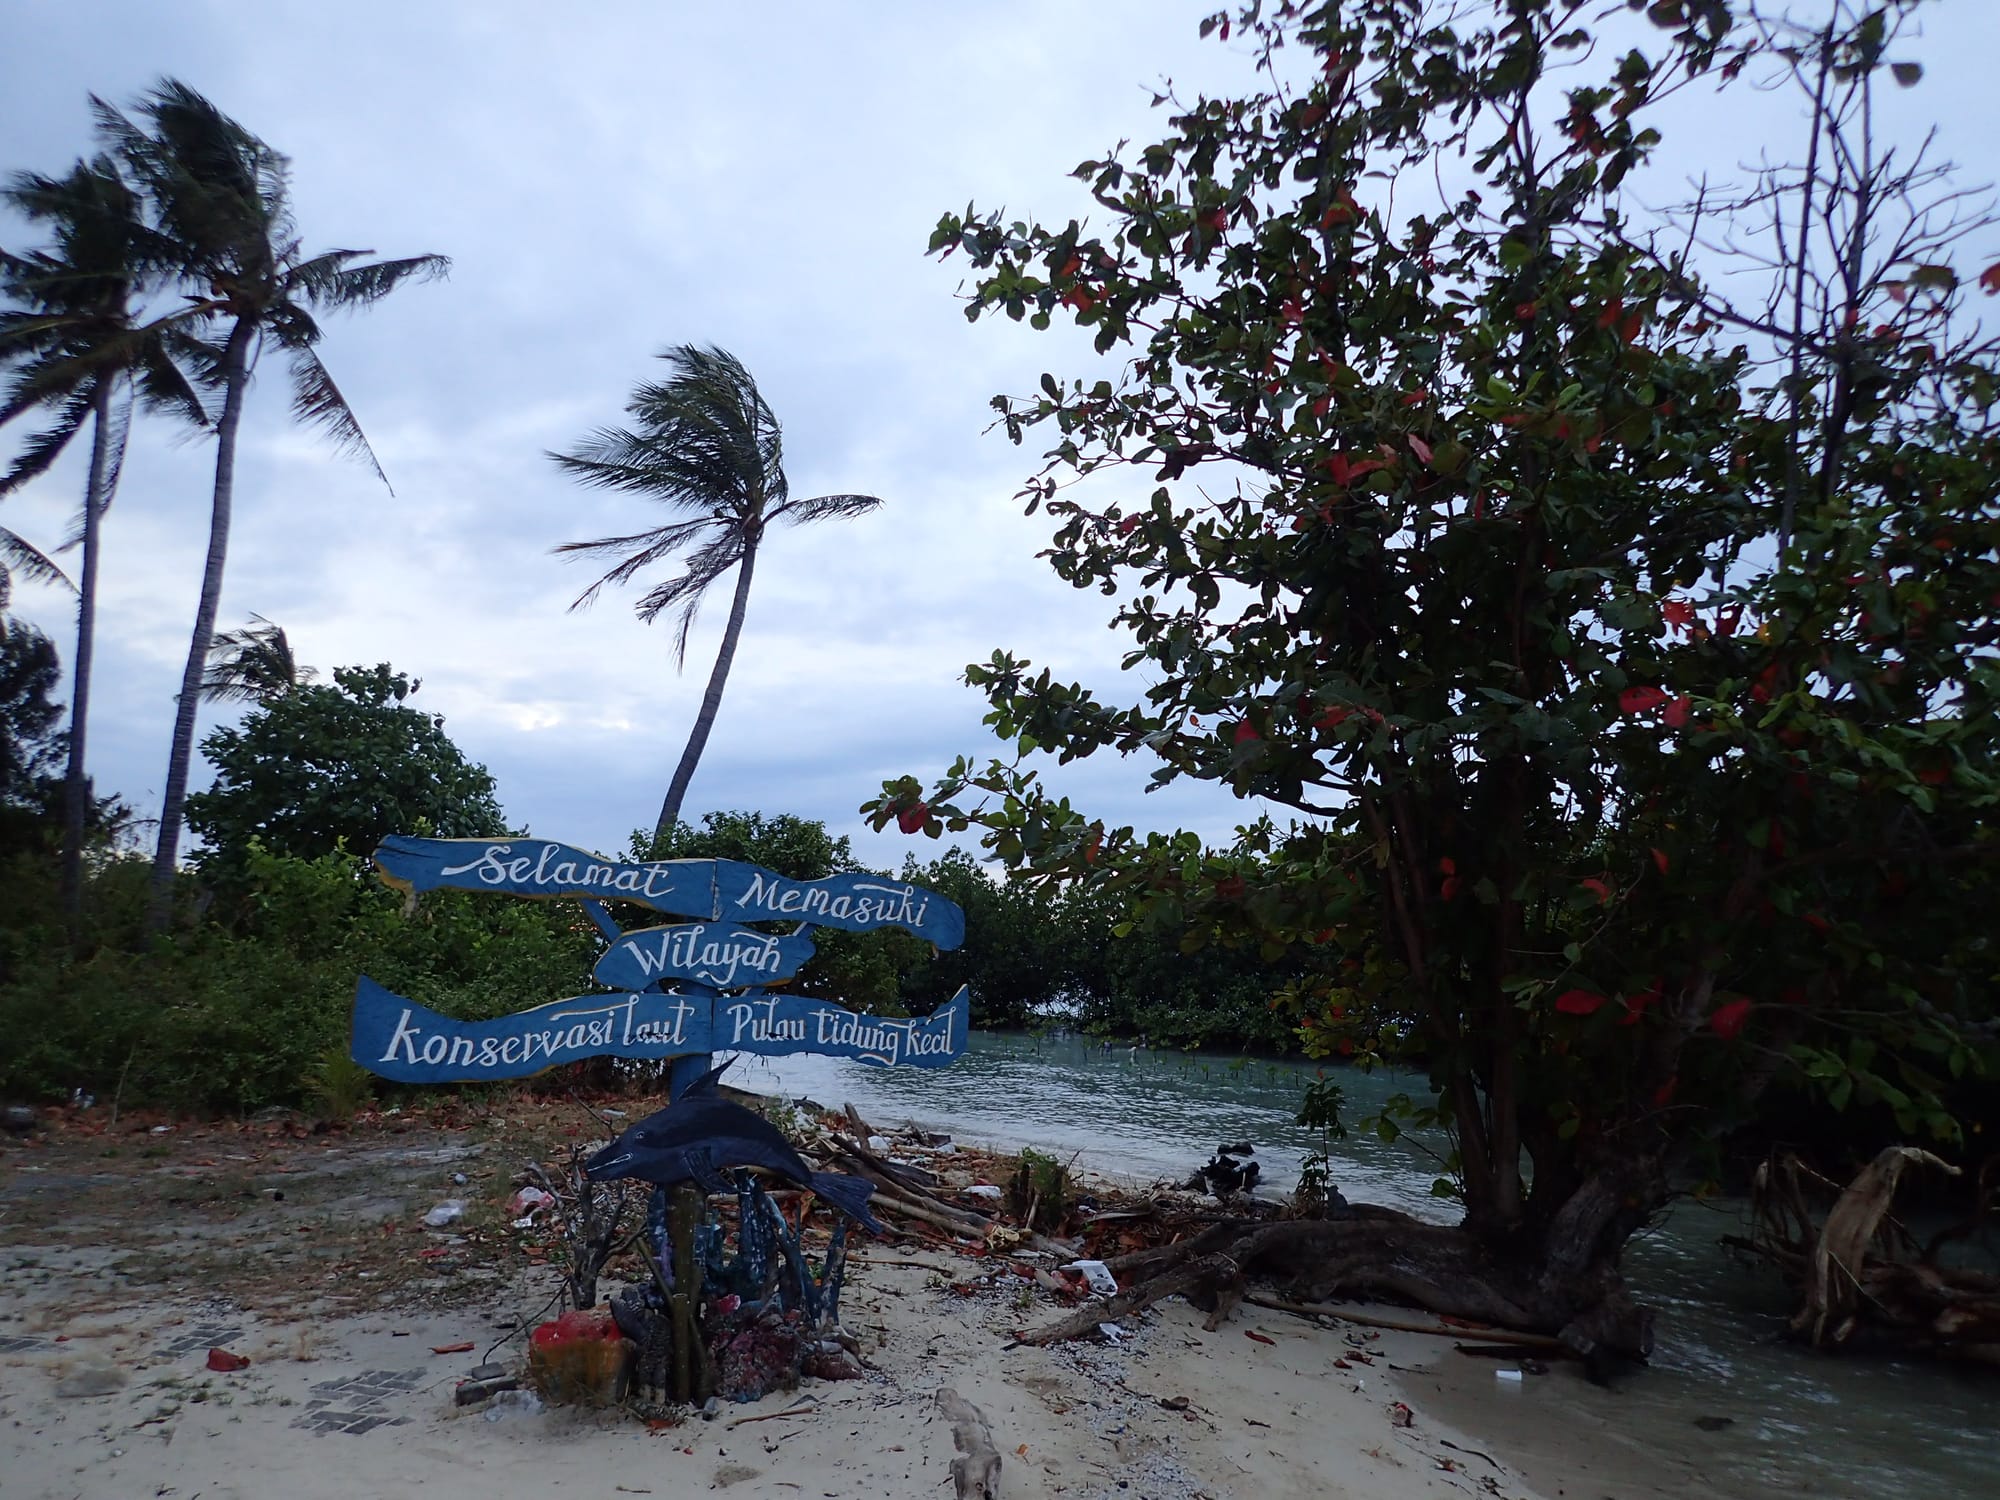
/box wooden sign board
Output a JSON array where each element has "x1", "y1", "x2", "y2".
[
  {"x1": 355, "y1": 833, "x2": 971, "y2": 1084},
  {"x1": 353, "y1": 976, "x2": 969, "y2": 1082},
  {"x1": 373, "y1": 835, "x2": 964, "y2": 948},
  {"x1": 592, "y1": 920, "x2": 816, "y2": 991}
]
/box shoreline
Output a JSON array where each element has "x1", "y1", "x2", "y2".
[
  {"x1": 0, "y1": 1102, "x2": 1582, "y2": 1500},
  {"x1": 0, "y1": 1254, "x2": 1567, "y2": 1500}
]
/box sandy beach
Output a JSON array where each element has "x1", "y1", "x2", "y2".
[
  {"x1": 0, "y1": 1099, "x2": 1610, "y2": 1500},
  {"x1": 1, "y1": 1259, "x2": 1568, "y2": 1500}
]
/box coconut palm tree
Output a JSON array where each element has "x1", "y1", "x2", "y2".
[
  {"x1": 552, "y1": 345, "x2": 883, "y2": 847},
  {"x1": 200, "y1": 613, "x2": 315, "y2": 704},
  {"x1": 0, "y1": 154, "x2": 209, "y2": 924},
  {"x1": 90, "y1": 80, "x2": 448, "y2": 929}
]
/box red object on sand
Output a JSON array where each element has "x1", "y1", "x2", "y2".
[
  {"x1": 207, "y1": 1348, "x2": 250, "y2": 1372},
  {"x1": 431, "y1": 1341, "x2": 476, "y2": 1354},
  {"x1": 530, "y1": 1310, "x2": 619, "y2": 1349}
]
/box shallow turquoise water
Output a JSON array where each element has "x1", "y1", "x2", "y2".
[{"x1": 726, "y1": 1031, "x2": 1998, "y2": 1500}]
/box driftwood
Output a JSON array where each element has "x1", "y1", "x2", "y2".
[
  {"x1": 833, "y1": 1130, "x2": 941, "y2": 1192},
  {"x1": 1741, "y1": 1146, "x2": 2000, "y2": 1364},
  {"x1": 1244, "y1": 1292, "x2": 1568, "y2": 1350},
  {"x1": 936, "y1": 1388, "x2": 1001, "y2": 1500},
  {"x1": 817, "y1": 1139, "x2": 1079, "y2": 1257},
  {"x1": 1013, "y1": 1254, "x2": 1247, "y2": 1345}
]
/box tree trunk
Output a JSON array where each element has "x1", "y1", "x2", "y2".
[
  {"x1": 652, "y1": 534, "x2": 759, "y2": 847},
  {"x1": 146, "y1": 318, "x2": 254, "y2": 932},
  {"x1": 60, "y1": 377, "x2": 116, "y2": 936}
]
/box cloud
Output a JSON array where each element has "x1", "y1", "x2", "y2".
[{"x1": 3, "y1": 0, "x2": 1994, "y2": 873}]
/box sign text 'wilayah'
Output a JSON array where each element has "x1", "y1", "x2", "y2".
[{"x1": 592, "y1": 920, "x2": 815, "y2": 991}]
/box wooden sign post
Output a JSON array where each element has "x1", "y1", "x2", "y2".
[{"x1": 353, "y1": 836, "x2": 970, "y2": 1085}]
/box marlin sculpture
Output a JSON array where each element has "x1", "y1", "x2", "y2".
[{"x1": 584, "y1": 1062, "x2": 885, "y2": 1234}]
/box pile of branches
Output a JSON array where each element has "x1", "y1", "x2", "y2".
[
  {"x1": 801, "y1": 1103, "x2": 1083, "y2": 1257},
  {"x1": 1733, "y1": 1146, "x2": 2000, "y2": 1364}
]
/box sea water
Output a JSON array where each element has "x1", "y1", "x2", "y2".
[{"x1": 726, "y1": 1031, "x2": 1998, "y2": 1500}]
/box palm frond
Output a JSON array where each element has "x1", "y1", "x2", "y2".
[
  {"x1": 106, "y1": 80, "x2": 293, "y2": 279},
  {"x1": 635, "y1": 532, "x2": 744, "y2": 662},
  {"x1": 0, "y1": 525, "x2": 73, "y2": 592},
  {"x1": 552, "y1": 515, "x2": 718, "y2": 611},
  {"x1": 768, "y1": 491, "x2": 884, "y2": 527},
  {"x1": 201, "y1": 613, "x2": 315, "y2": 703},
  {"x1": 0, "y1": 386, "x2": 93, "y2": 494},
  {"x1": 284, "y1": 342, "x2": 388, "y2": 488},
  {"x1": 291, "y1": 252, "x2": 450, "y2": 310},
  {"x1": 133, "y1": 333, "x2": 211, "y2": 428}
]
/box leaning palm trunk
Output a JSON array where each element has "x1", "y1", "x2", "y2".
[
  {"x1": 655, "y1": 538, "x2": 758, "y2": 846},
  {"x1": 146, "y1": 319, "x2": 252, "y2": 930},
  {"x1": 59, "y1": 377, "x2": 117, "y2": 930}
]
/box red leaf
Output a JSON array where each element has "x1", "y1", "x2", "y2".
[
  {"x1": 206, "y1": 1349, "x2": 250, "y2": 1372},
  {"x1": 1515, "y1": 301, "x2": 1538, "y2": 320},
  {"x1": 1981, "y1": 261, "x2": 2000, "y2": 295},
  {"x1": 1651, "y1": 1076, "x2": 1678, "y2": 1108},
  {"x1": 1438, "y1": 856, "x2": 1456, "y2": 876},
  {"x1": 431, "y1": 1341, "x2": 476, "y2": 1355},
  {"x1": 1619, "y1": 685, "x2": 1669, "y2": 714},
  {"x1": 1662, "y1": 598, "x2": 1695, "y2": 633},
  {"x1": 1408, "y1": 434, "x2": 1434, "y2": 465},
  {"x1": 1245, "y1": 1330, "x2": 1276, "y2": 1345},
  {"x1": 896, "y1": 802, "x2": 929, "y2": 835},
  {"x1": 1579, "y1": 877, "x2": 1611, "y2": 904},
  {"x1": 1650, "y1": 847, "x2": 1670, "y2": 875},
  {"x1": 1315, "y1": 706, "x2": 1351, "y2": 729},
  {"x1": 1662, "y1": 695, "x2": 1692, "y2": 729},
  {"x1": 1717, "y1": 604, "x2": 1743, "y2": 637},
  {"x1": 1439, "y1": 876, "x2": 1462, "y2": 901},
  {"x1": 1555, "y1": 989, "x2": 1607, "y2": 1016},
  {"x1": 1710, "y1": 998, "x2": 1753, "y2": 1040},
  {"x1": 1233, "y1": 720, "x2": 1262, "y2": 744},
  {"x1": 1621, "y1": 980, "x2": 1664, "y2": 1026},
  {"x1": 1595, "y1": 297, "x2": 1624, "y2": 329}
]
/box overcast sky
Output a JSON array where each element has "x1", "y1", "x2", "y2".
[{"x1": 3, "y1": 1, "x2": 1995, "y2": 873}]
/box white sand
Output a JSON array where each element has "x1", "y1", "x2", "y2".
[{"x1": 0, "y1": 1251, "x2": 1555, "y2": 1500}]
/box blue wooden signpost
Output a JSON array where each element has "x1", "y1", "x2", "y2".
[
  {"x1": 354, "y1": 835, "x2": 970, "y2": 1088},
  {"x1": 357, "y1": 834, "x2": 972, "y2": 1406}
]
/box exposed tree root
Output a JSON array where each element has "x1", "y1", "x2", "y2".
[
  {"x1": 1038, "y1": 1211, "x2": 1654, "y2": 1363},
  {"x1": 1739, "y1": 1147, "x2": 2000, "y2": 1365}
]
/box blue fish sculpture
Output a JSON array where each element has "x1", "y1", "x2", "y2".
[{"x1": 585, "y1": 1064, "x2": 884, "y2": 1234}]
